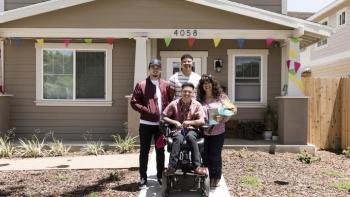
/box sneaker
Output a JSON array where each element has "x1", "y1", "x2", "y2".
[
  {"x1": 138, "y1": 178, "x2": 147, "y2": 189},
  {"x1": 157, "y1": 177, "x2": 162, "y2": 185}
]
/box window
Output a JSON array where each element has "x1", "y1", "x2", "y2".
[
  {"x1": 235, "y1": 56, "x2": 261, "y2": 102},
  {"x1": 316, "y1": 19, "x2": 328, "y2": 48},
  {"x1": 227, "y1": 49, "x2": 268, "y2": 108},
  {"x1": 337, "y1": 8, "x2": 347, "y2": 28},
  {"x1": 36, "y1": 43, "x2": 113, "y2": 106}
]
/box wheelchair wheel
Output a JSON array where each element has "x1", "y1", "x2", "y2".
[
  {"x1": 161, "y1": 175, "x2": 169, "y2": 197},
  {"x1": 202, "y1": 175, "x2": 210, "y2": 197}
]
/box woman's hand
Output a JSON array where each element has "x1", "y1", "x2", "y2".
[{"x1": 215, "y1": 115, "x2": 225, "y2": 123}]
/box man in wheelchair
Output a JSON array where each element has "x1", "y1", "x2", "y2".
[{"x1": 162, "y1": 82, "x2": 207, "y2": 176}]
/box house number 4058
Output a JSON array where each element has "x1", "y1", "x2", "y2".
[{"x1": 173, "y1": 29, "x2": 198, "y2": 37}]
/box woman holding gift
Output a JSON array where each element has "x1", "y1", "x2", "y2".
[{"x1": 197, "y1": 74, "x2": 237, "y2": 188}]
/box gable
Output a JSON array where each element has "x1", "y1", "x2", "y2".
[{"x1": 0, "y1": 0, "x2": 289, "y2": 30}]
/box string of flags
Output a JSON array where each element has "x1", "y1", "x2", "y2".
[{"x1": 8, "y1": 37, "x2": 283, "y2": 49}]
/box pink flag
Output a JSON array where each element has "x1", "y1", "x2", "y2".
[
  {"x1": 64, "y1": 38, "x2": 71, "y2": 47},
  {"x1": 188, "y1": 37, "x2": 196, "y2": 48},
  {"x1": 287, "y1": 60, "x2": 291, "y2": 70},
  {"x1": 294, "y1": 62, "x2": 301, "y2": 73},
  {"x1": 106, "y1": 37, "x2": 114, "y2": 45},
  {"x1": 266, "y1": 38, "x2": 274, "y2": 46}
]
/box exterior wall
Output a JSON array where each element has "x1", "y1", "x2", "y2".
[
  {"x1": 4, "y1": 0, "x2": 48, "y2": 11},
  {"x1": 0, "y1": 0, "x2": 289, "y2": 30},
  {"x1": 310, "y1": 4, "x2": 350, "y2": 60},
  {"x1": 230, "y1": 0, "x2": 282, "y2": 13},
  {"x1": 158, "y1": 39, "x2": 282, "y2": 121},
  {"x1": 4, "y1": 39, "x2": 135, "y2": 140},
  {"x1": 310, "y1": 60, "x2": 350, "y2": 77}
]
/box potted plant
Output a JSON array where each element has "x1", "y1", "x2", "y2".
[{"x1": 263, "y1": 105, "x2": 274, "y2": 140}]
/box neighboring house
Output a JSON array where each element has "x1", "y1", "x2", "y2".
[
  {"x1": 302, "y1": 0, "x2": 350, "y2": 77},
  {"x1": 0, "y1": 0, "x2": 331, "y2": 141},
  {"x1": 287, "y1": 12, "x2": 315, "y2": 20}
]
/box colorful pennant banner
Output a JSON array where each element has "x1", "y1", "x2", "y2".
[
  {"x1": 266, "y1": 38, "x2": 274, "y2": 46},
  {"x1": 106, "y1": 38, "x2": 114, "y2": 45},
  {"x1": 84, "y1": 38, "x2": 93, "y2": 44},
  {"x1": 291, "y1": 37, "x2": 300, "y2": 43},
  {"x1": 188, "y1": 37, "x2": 196, "y2": 48},
  {"x1": 64, "y1": 38, "x2": 71, "y2": 47},
  {"x1": 237, "y1": 39, "x2": 245, "y2": 49},
  {"x1": 36, "y1": 39, "x2": 44, "y2": 45}
]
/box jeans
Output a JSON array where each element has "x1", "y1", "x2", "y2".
[
  {"x1": 169, "y1": 130, "x2": 201, "y2": 169},
  {"x1": 139, "y1": 124, "x2": 165, "y2": 179},
  {"x1": 203, "y1": 132, "x2": 225, "y2": 179}
]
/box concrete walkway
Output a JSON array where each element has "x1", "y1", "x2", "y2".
[
  {"x1": 139, "y1": 148, "x2": 231, "y2": 197},
  {"x1": 0, "y1": 153, "x2": 139, "y2": 170}
]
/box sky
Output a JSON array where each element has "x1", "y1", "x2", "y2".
[{"x1": 288, "y1": 0, "x2": 337, "y2": 12}]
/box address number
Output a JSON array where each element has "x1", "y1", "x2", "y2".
[{"x1": 173, "y1": 29, "x2": 198, "y2": 37}]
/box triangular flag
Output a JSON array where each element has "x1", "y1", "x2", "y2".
[
  {"x1": 237, "y1": 39, "x2": 245, "y2": 49},
  {"x1": 294, "y1": 62, "x2": 301, "y2": 73},
  {"x1": 106, "y1": 37, "x2": 114, "y2": 45},
  {"x1": 63, "y1": 38, "x2": 71, "y2": 47},
  {"x1": 213, "y1": 38, "x2": 221, "y2": 48},
  {"x1": 12, "y1": 38, "x2": 22, "y2": 48},
  {"x1": 164, "y1": 37, "x2": 172, "y2": 47},
  {"x1": 266, "y1": 38, "x2": 274, "y2": 46},
  {"x1": 286, "y1": 60, "x2": 291, "y2": 70},
  {"x1": 291, "y1": 37, "x2": 300, "y2": 43},
  {"x1": 289, "y1": 49, "x2": 297, "y2": 59},
  {"x1": 84, "y1": 38, "x2": 93, "y2": 44},
  {"x1": 188, "y1": 37, "x2": 196, "y2": 48},
  {"x1": 36, "y1": 39, "x2": 44, "y2": 45}
]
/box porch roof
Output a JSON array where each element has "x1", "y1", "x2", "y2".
[{"x1": 0, "y1": 0, "x2": 333, "y2": 48}]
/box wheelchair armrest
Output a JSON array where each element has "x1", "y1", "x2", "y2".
[{"x1": 159, "y1": 120, "x2": 172, "y2": 137}]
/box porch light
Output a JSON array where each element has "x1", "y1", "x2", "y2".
[{"x1": 214, "y1": 59, "x2": 223, "y2": 72}]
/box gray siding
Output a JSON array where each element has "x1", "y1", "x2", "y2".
[
  {"x1": 158, "y1": 39, "x2": 281, "y2": 121},
  {"x1": 5, "y1": 39, "x2": 135, "y2": 141},
  {"x1": 0, "y1": 0, "x2": 289, "y2": 30},
  {"x1": 230, "y1": 0, "x2": 282, "y2": 13},
  {"x1": 310, "y1": 3, "x2": 350, "y2": 61},
  {"x1": 5, "y1": 0, "x2": 49, "y2": 11}
]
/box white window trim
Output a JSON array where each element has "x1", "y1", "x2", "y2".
[
  {"x1": 35, "y1": 43, "x2": 113, "y2": 106},
  {"x1": 227, "y1": 49, "x2": 268, "y2": 108},
  {"x1": 315, "y1": 18, "x2": 329, "y2": 50},
  {"x1": 336, "y1": 7, "x2": 347, "y2": 29}
]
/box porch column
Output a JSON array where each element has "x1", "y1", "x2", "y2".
[
  {"x1": 133, "y1": 37, "x2": 148, "y2": 87},
  {"x1": 285, "y1": 37, "x2": 303, "y2": 96}
]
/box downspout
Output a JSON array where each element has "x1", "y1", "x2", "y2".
[{"x1": 0, "y1": 39, "x2": 4, "y2": 92}]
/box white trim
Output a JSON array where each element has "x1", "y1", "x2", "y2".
[
  {"x1": 35, "y1": 43, "x2": 113, "y2": 106},
  {"x1": 0, "y1": 0, "x2": 4, "y2": 12},
  {"x1": 34, "y1": 100, "x2": 113, "y2": 107},
  {"x1": 134, "y1": 37, "x2": 148, "y2": 87},
  {"x1": 0, "y1": 0, "x2": 332, "y2": 37},
  {"x1": 159, "y1": 51, "x2": 208, "y2": 79},
  {"x1": 281, "y1": 44, "x2": 287, "y2": 95},
  {"x1": 0, "y1": 0, "x2": 94, "y2": 23},
  {"x1": 281, "y1": 0, "x2": 287, "y2": 15},
  {"x1": 336, "y1": 7, "x2": 347, "y2": 29},
  {"x1": 0, "y1": 28, "x2": 295, "y2": 39},
  {"x1": 308, "y1": 0, "x2": 346, "y2": 21},
  {"x1": 227, "y1": 49, "x2": 268, "y2": 108}
]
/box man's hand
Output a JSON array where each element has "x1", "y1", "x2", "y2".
[
  {"x1": 174, "y1": 121, "x2": 183, "y2": 129},
  {"x1": 182, "y1": 120, "x2": 192, "y2": 128}
]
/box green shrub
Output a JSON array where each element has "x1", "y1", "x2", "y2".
[
  {"x1": 234, "y1": 147, "x2": 249, "y2": 158},
  {"x1": 18, "y1": 135, "x2": 46, "y2": 157},
  {"x1": 108, "y1": 171, "x2": 124, "y2": 182},
  {"x1": 112, "y1": 134, "x2": 137, "y2": 154},
  {"x1": 48, "y1": 138, "x2": 70, "y2": 156},
  {"x1": 0, "y1": 132, "x2": 15, "y2": 158},
  {"x1": 332, "y1": 181, "x2": 350, "y2": 191},
  {"x1": 240, "y1": 176, "x2": 262, "y2": 188},
  {"x1": 342, "y1": 147, "x2": 350, "y2": 158},
  {"x1": 83, "y1": 142, "x2": 104, "y2": 156},
  {"x1": 297, "y1": 149, "x2": 320, "y2": 164},
  {"x1": 322, "y1": 169, "x2": 344, "y2": 178}
]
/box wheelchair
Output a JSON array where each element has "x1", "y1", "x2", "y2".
[{"x1": 160, "y1": 123, "x2": 210, "y2": 197}]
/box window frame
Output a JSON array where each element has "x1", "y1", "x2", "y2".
[
  {"x1": 227, "y1": 49, "x2": 268, "y2": 108},
  {"x1": 337, "y1": 7, "x2": 347, "y2": 28},
  {"x1": 35, "y1": 43, "x2": 113, "y2": 106},
  {"x1": 315, "y1": 18, "x2": 329, "y2": 49}
]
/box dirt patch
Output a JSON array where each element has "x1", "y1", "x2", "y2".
[
  {"x1": 0, "y1": 169, "x2": 140, "y2": 197},
  {"x1": 223, "y1": 150, "x2": 350, "y2": 197}
]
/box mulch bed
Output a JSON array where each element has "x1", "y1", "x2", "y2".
[
  {"x1": 0, "y1": 169, "x2": 140, "y2": 197},
  {"x1": 222, "y1": 149, "x2": 350, "y2": 197}
]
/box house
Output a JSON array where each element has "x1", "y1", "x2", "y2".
[
  {"x1": 302, "y1": 0, "x2": 350, "y2": 77},
  {"x1": 0, "y1": 0, "x2": 331, "y2": 142}
]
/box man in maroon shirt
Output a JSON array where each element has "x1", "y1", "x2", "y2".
[
  {"x1": 162, "y1": 82, "x2": 207, "y2": 176},
  {"x1": 130, "y1": 59, "x2": 172, "y2": 189}
]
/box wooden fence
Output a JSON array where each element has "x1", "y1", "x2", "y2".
[{"x1": 303, "y1": 77, "x2": 350, "y2": 149}]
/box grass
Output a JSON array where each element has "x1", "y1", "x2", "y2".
[
  {"x1": 48, "y1": 138, "x2": 71, "y2": 156},
  {"x1": 322, "y1": 169, "x2": 344, "y2": 178},
  {"x1": 108, "y1": 171, "x2": 124, "y2": 182},
  {"x1": 0, "y1": 134, "x2": 15, "y2": 158},
  {"x1": 112, "y1": 134, "x2": 137, "y2": 154},
  {"x1": 240, "y1": 176, "x2": 262, "y2": 188},
  {"x1": 18, "y1": 135, "x2": 46, "y2": 157},
  {"x1": 332, "y1": 181, "x2": 350, "y2": 191},
  {"x1": 297, "y1": 149, "x2": 320, "y2": 164},
  {"x1": 342, "y1": 147, "x2": 350, "y2": 158},
  {"x1": 82, "y1": 141, "x2": 105, "y2": 156}
]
